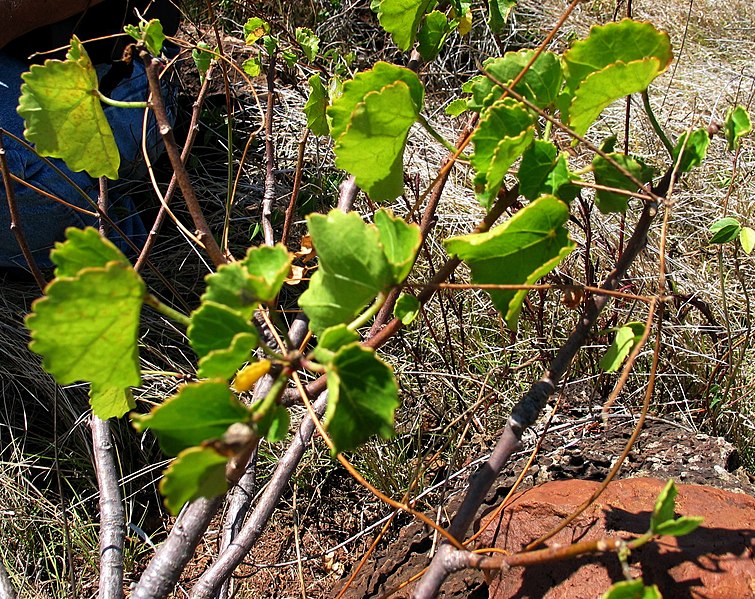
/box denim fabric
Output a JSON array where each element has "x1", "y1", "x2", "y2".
[{"x1": 0, "y1": 52, "x2": 172, "y2": 270}]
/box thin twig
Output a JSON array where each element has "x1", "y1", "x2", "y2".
[
  {"x1": 135, "y1": 62, "x2": 216, "y2": 272},
  {"x1": 141, "y1": 52, "x2": 229, "y2": 267},
  {"x1": 0, "y1": 133, "x2": 47, "y2": 289},
  {"x1": 410, "y1": 195, "x2": 661, "y2": 598},
  {"x1": 281, "y1": 129, "x2": 309, "y2": 246},
  {"x1": 261, "y1": 49, "x2": 278, "y2": 247},
  {"x1": 90, "y1": 416, "x2": 126, "y2": 599},
  {"x1": 189, "y1": 393, "x2": 329, "y2": 599}
]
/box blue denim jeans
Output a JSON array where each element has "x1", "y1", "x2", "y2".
[{"x1": 0, "y1": 52, "x2": 171, "y2": 270}]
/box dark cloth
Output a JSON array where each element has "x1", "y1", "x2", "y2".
[{"x1": 4, "y1": 0, "x2": 180, "y2": 65}]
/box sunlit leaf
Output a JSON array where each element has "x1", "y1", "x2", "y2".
[
  {"x1": 131, "y1": 380, "x2": 250, "y2": 456},
  {"x1": 394, "y1": 293, "x2": 420, "y2": 325},
  {"x1": 328, "y1": 62, "x2": 423, "y2": 142},
  {"x1": 739, "y1": 227, "x2": 755, "y2": 254},
  {"x1": 600, "y1": 321, "x2": 645, "y2": 372},
  {"x1": 473, "y1": 50, "x2": 563, "y2": 110},
  {"x1": 374, "y1": 209, "x2": 422, "y2": 283},
  {"x1": 197, "y1": 332, "x2": 259, "y2": 380},
  {"x1": 563, "y1": 20, "x2": 672, "y2": 92},
  {"x1": 333, "y1": 80, "x2": 420, "y2": 200},
  {"x1": 371, "y1": 0, "x2": 434, "y2": 50},
  {"x1": 444, "y1": 195, "x2": 575, "y2": 329},
  {"x1": 49, "y1": 227, "x2": 129, "y2": 278},
  {"x1": 295, "y1": 27, "x2": 319, "y2": 62},
  {"x1": 650, "y1": 479, "x2": 677, "y2": 532},
  {"x1": 311, "y1": 325, "x2": 360, "y2": 364},
  {"x1": 192, "y1": 42, "x2": 213, "y2": 82},
  {"x1": 90, "y1": 386, "x2": 136, "y2": 421},
  {"x1": 471, "y1": 98, "x2": 535, "y2": 210},
  {"x1": 602, "y1": 580, "x2": 661, "y2": 599},
  {"x1": 325, "y1": 343, "x2": 399, "y2": 454},
  {"x1": 418, "y1": 11, "x2": 454, "y2": 61},
  {"x1": 160, "y1": 446, "x2": 229, "y2": 515},
  {"x1": 672, "y1": 128, "x2": 709, "y2": 173},
  {"x1": 124, "y1": 19, "x2": 165, "y2": 56},
  {"x1": 654, "y1": 516, "x2": 703, "y2": 537},
  {"x1": 561, "y1": 20, "x2": 672, "y2": 136},
  {"x1": 17, "y1": 36, "x2": 120, "y2": 179},
  {"x1": 188, "y1": 302, "x2": 257, "y2": 360},
  {"x1": 26, "y1": 258, "x2": 144, "y2": 418},
  {"x1": 242, "y1": 57, "x2": 261, "y2": 77},
  {"x1": 724, "y1": 105, "x2": 752, "y2": 151},
  {"x1": 299, "y1": 210, "x2": 393, "y2": 334},
  {"x1": 244, "y1": 17, "x2": 270, "y2": 45},
  {"x1": 569, "y1": 59, "x2": 666, "y2": 138}
]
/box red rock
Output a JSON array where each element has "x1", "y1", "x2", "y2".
[{"x1": 477, "y1": 477, "x2": 755, "y2": 598}]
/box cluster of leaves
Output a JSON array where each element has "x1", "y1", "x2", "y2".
[{"x1": 17, "y1": 3, "x2": 752, "y2": 553}]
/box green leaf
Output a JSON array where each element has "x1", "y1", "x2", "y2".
[
  {"x1": 418, "y1": 11, "x2": 454, "y2": 62},
  {"x1": 475, "y1": 50, "x2": 564, "y2": 110},
  {"x1": 568, "y1": 59, "x2": 667, "y2": 138},
  {"x1": 487, "y1": 0, "x2": 517, "y2": 34},
  {"x1": 445, "y1": 98, "x2": 469, "y2": 117},
  {"x1": 160, "y1": 446, "x2": 229, "y2": 515},
  {"x1": 471, "y1": 98, "x2": 535, "y2": 210},
  {"x1": 192, "y1": 42, "x2": 213, "y2": 81},
  {"x1": 328, "y1": 62, "x2": 423, "y2": 141},
  {"x1": 333, "y1": 80, "x2": 420, "y2": 200},
  {"x1": 672, "y1": 129, "x2": 710, "y2": 173},
  {"x1": 197, "y1": 332, "x2": 258, "y2": 380},
  {"x1": 724, "y1": 105, "x2": 752, "y2": 151},
  {"x1": 592, "y1": 150, "x2": 654, "y2": 214},
  {"x1": 202, "y1": 244, "x2": 290, "y2": 318},
  {"x1": 124, "y1": 19, "x2": 165, "y2": 56},
  {"x1": 240, "y1": 244, "x2": 292, "y2": 303},
  {"x1": 49, "y1": 227, "x2": 129, "y2": 278},
  {"x1": 563, "y1": 20, "x2": 672, "y2": 92},
  {"x1": 26, "y1": 260, "x2": 144, "y2": 418},
  {"x1": 202, "y1": 264, "x2": 259, "y2": 319},
  {"x1": 444, "y1": 195, "x2": 575, "y2": 330},
  {"x1": 739, "y1": 227, "x2": 755, "y2": 254},
  {"x1": 371, "y1": 0, "x2": 434, "y2": 51},
  {"x1": 256, "y1": 404, "x2": 290, "y2": 443},
  {"x1": 263, "y1": 35, "x2": 278, "y2": 55},
  {"x1": 188, "y1": 302, "x2": 257, "y2": 360},
  {"x1": 311, "y1": 325, "x2": 360, "y2": 364},
  {"x1": 131, "y1": 380, "x2": 250, "y2": 456},
  {"x1": 518, "y1": 140, "x2": 557, "y2": 200},
  {"x1": 394, "y1": 293, "x2": 420, "y2": 325},
  {"x1": 90, "y1": 386, "x2": 136, "y2": 421},
  {"x1": 374, "y1": 209, "x2": 422, "y2": 283},
  {"x1": 305, "y1": 73, "x2": 330, "y2": 136},
  {"x1": 600, "y1": 321, "x2": 645, "y2": 372},
  {"x1": 654, "y1": 516, "x2": 703, "y2": 537},
  {"x1": 17, "y1": 36, "x2": 120, "y2": 179},
  {"x1": 295, "y1": 27, "x2": 319, "y2": 62},
  {"x1": 244, "y1": 17, "x2": 271, "y2": 45},
  {"x1": 709, "y1": 217, "x2": 741, "y2": 244},
  {"x1": 325, "y1": 343, "x2": 399, "y2": 454},
  {"x1": 299, "y1": 210, "x2": 393, "y2": 335},
  {"x1": 602, "y1": 580, "x2": 661, "y2": 599},
  {"x1": 650, "y1": 479, "x2": 678, "y2": 532},
  {"x1": 242, "y1": 57, "x2": 261, "y2": 77}
]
